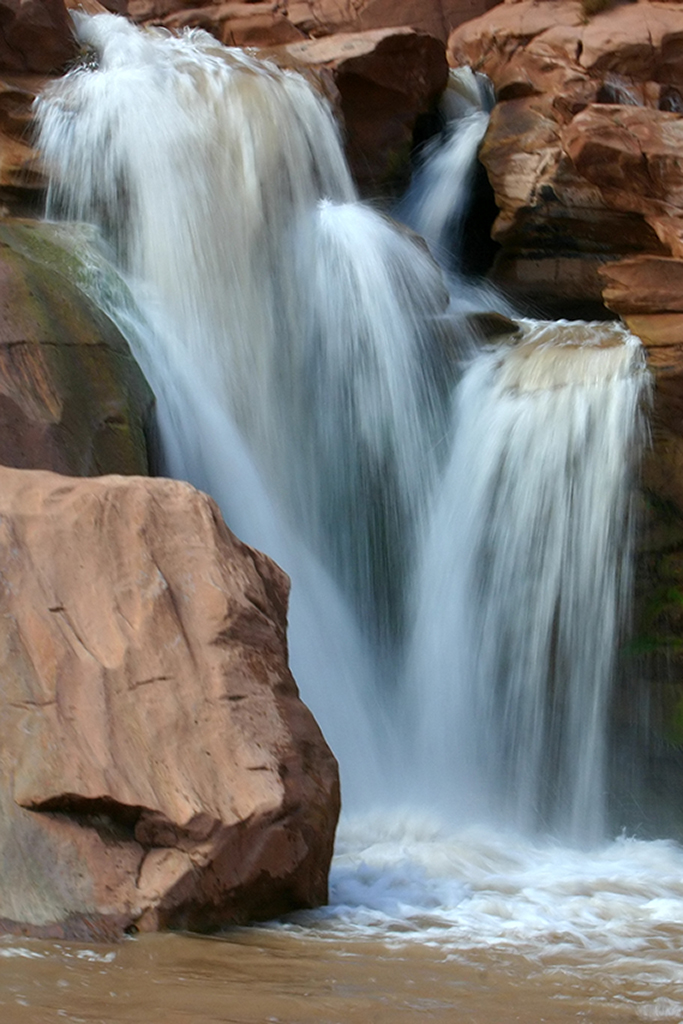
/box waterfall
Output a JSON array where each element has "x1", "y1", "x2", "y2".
[
  {"x1": 407, "y1": 322, "x2": 648, "y2": 842},
  {"x1": 36, "y1": 14, "x2": 648, "y2": 842},
  {"x1": 396, "y1": 66, "x2": 493, "y2": 269}
]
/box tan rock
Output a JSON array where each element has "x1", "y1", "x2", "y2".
[
  {"x1": 270, "y1": 0, "x2": 498, "y2": 43},
  {"x1": 447, "y1": 0, "x2": 683, "y2": 314},
  {"x1": 563, "y1": 104, "x2": 683, "y2": 217},
  {"x1": 160, "y1": 3, "x2": 305, "y2": 45},
  {"x1": 492, "y1": 251, "x2": 611, "y2": 316},
  {"x1": 600, "y1": 256, "x2": 683, "y2": 315},
  {"x1": 624, "y1": 312, "x2": 683, "y2": 348},
  {"x1": 0, "y1": 468, "x2": 339, "y2": 938},
  {"x1": 64, "y1": 0, "x2": 110, "y2": 14},
  {"x1": 0, "y1": 73, "x2": 49, "y2": 205}
]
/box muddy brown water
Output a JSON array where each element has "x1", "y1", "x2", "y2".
[{"x1": 1, "y1": 927, "x2": 674, "y2": 1024}]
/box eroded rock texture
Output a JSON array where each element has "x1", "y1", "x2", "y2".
[
  {"x1": 125, "y1": 0, "x2": 496, "y2": 44},
  {"x1": 0, "y1": 1, "x2": 76, "y2": 207},
  {"x1": 448, "y1": 0, "x2": 683, "y2": 318},
  {"x1": 0, "y1": 468, "x2": 339, "y2": 939}
]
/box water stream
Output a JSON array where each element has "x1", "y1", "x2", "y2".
[{"x1": 17, "y1": 12, "x2": 683, "y2": 1021}]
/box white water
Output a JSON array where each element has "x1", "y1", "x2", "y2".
[
  {"x1": 397, "y1": 66, "x2": 493, "y2": 269},
  {"x1": 408, "y1": 323, "x2": 648, "y2": 843},
  {"x1": 33, "y1": 15, "x2": 683, "y2": 1019}
]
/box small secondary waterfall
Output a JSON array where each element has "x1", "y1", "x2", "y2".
[
  {"x1": 396, "y1": 66, "x2": 493, "y2": 269},
  {"x1": 36, "y1": 14, "x2": 648, "y2": 843},
  {"x1": 408, "y1": 323, "x2": 647, "y2": 843}
]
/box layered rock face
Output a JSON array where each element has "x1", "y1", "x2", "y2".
[
  {"x1": 0, "y1": 468, "x2": 339, "y2": 939},
  {"x1": 124, "y1": 0, "x2": 497, "y2": 44},
  {"x1": 448, "y1": 0, "x2": 683, "y2": 318},
  {"x1": 448, "y1": 6, "x2": 683, "y2": 721},
  {"x1": 444, "y1": 1, "x2": 683, "y2": 800},
  {"x1": 0, "y1": 1, "x2": 77, "y2": 208}
]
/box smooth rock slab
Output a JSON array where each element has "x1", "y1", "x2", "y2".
[{"x1": 0, "y1": 468, "x2": 340, "y2": 938}]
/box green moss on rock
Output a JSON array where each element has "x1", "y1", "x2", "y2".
[{"x1": 0, "y1": 219, "x2": 154, "y2": 477}]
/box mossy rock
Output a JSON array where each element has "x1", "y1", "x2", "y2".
[{"x1": 0, "y1": 219, "x2": 153, "y2": 477}]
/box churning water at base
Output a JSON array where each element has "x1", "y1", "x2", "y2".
[{"x1": 31, "y1": 13, "x2": 683, "y2": 1019}]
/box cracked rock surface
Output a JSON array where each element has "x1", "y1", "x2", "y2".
[{"x1": 0, "y1": 467, "x2": 340, "y2": 938}]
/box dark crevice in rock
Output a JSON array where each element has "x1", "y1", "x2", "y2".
[{"x1": 23, "y1": 794, "x2": 145, "y2": 843}]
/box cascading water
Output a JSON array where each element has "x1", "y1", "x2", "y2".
[
  {"x1": 36, "y1": 7, "x2": 647, "y2": 839},
  {"x1": 396, "y1": 66, "x2": 493, "y2": 270},
  {"x1": 37, "y1": 14, "x2": 451, "y2": 663},
  {"x1": 31, "y1": 15, "x2": 683, "y2": 1019},
  {"x1": 407, "y1": 322, "x2": 648, "y2": 843}
]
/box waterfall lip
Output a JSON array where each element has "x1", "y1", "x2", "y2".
[{"x1": 488, "y1": 318, "x2": 648, "y2": 394}]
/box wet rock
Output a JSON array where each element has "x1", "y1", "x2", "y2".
[
  {"x1": 601, "y1": 257, "x2": 683, "y2": 316},
  {"x1": 0, "y1": 73, "x2": 46, "y2": 207},
  {"x1": 465, "y1": 310, "x2": 521, "y2": 340},
  {"x1": 0, "y1": 468, "x2": 340, "y2": 938},
  {"x1": 0, "y1": 219, "x2": 153, "y2": 476}
]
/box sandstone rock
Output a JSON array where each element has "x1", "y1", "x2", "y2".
[
  {"x1": 0, "y1": 467, "x2": 339, "y2": 938},
  {"x1": 277, "y1": 27, "x2": 448, "y2": 195},
  {"x1": 287, "y1": 0, "x2": 498, "y2": 43},
  {"x1": 133, "y1": 0, "x2": 499, "y2": 42},
  {"x1": 0, "y1": 219, "x2": 153, "y2": 476},
  {"x1": 0, "y1": 0, "x2": 76, "y2": 74},
  {"x1": 493, "y1": 251, "x2": 612, "y2": 317},
  {"x1": 563, "y1": 105, "x2": 683, "y2": 238},
  {"x1": 447, "y1": 0, "x2": 683, "y2": 315},
  {"x1": 64, "y1": 0, "x2": 111, "y2": 14},
  {"x1": 627, "y1": 312, "x2": 683, "y2": 464},
  {"x1": 601, "y1": 256, "x2": 683, "y2": 316},
  {"x1": 0, "y1": 73, "x2": 49, "y2": 207},
  {"x1": 159, "y1": 3, "x2": 305, "y2": 46}
]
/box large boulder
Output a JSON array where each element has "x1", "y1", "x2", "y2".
[
  {"x1": 0, "y1": 467, "x2": 339, "y2": 939},
  {"x1": 0, "y1": 219, "x2": 153, "y2": 476}
]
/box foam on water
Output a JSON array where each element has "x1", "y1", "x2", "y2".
[{"x1": 277, "y1": 813, "x2": 683, "y2": 1020}]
